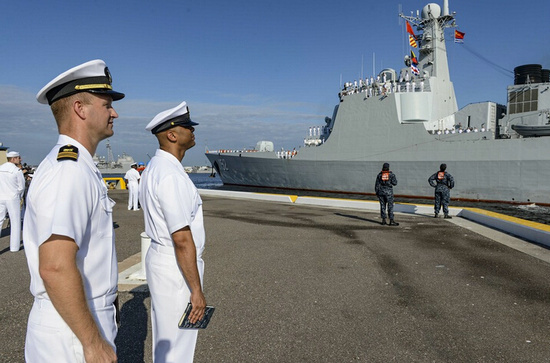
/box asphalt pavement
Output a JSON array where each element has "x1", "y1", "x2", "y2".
[{"x1": 2, "y1": 190, "x2": 550, "y2": 362}]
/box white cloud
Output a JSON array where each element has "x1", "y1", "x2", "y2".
[{"x1": 1, "y1": 86, "x2": 328, "y2": 167}]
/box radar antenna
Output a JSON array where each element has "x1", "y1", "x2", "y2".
[{"x1": 106, "y1": 140, "x2": 114, "y2": 164}]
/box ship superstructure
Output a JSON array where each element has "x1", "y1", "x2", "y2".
[{"x1": 206, "y1": 0, "x2": 550, "y2": 205}]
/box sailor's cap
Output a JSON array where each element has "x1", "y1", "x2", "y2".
[
  {"x1": 131, "y1": 162, "x2": 137, "y2": 167},
  {"x1": 146, "y1": 101, "x2": 199, "y2": 134},
  {"x1": 37, "y1": 59, "x2": 125, "y2": 105},
  {"x1": 6, "y1": 151, "x2": 20, "y2": 158}
]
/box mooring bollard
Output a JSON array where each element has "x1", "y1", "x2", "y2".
[{"x1": 129, "y1": 232, "x2": 151, "y2": 280}]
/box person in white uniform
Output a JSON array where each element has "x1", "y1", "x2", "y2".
[
  {"x1": 23, "y1": 59, "x2": 125, "y2": 363},
  {"x1": 124, "y1": 162, "x2": 141, "y2": 210},
  {"x1": 140, "y1": 101, "x2": 207, "y2": 363},
  {"x1": 0, "y1": 151, "x2": 25, "y2": 252}
]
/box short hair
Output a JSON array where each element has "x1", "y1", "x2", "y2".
[
  {"x1": 440, "y1": 163, "x2": 447, "y2": 171},
  {"x1": 51, "y1": 92, "x2": 94, "y2": 122}
]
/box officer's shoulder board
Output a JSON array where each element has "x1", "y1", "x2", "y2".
[{"x1": 57, "y1": 144, "x2": 79, "y2": 161}]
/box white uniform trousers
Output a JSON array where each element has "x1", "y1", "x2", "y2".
[
  {"x1": 146, "y1": 243, "x2": 201, "y2": 363},
  {"x1": 25, "y1": 295, "x2": 117, "y2": 363},
  {"x1": 127, "y1": 181, "x2": 139, "y2": 210},
  {"x1": 0, "y1": 198, "x2": 21, "y2": 252}
]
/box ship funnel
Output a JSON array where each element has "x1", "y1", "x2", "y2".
[{"x1": 442, "y1": 0, "x2": 449, "y2": 16}]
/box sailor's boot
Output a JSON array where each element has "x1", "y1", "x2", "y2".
[
  {"x1": 381, "y1": 218, "x2": 387, "y2": 225},
  {"x1": 434, "y1": 213, "x2": 438, "y2": 218},
  {"x1": 389, "y1": 219, "x2": 399, "y2": 226},
  {"x1": 444, "y1": 214, "x2": 452, "y2": 219}
]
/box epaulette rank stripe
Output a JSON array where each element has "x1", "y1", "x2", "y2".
[{"x1": 57, "y1": 144, "x2": 79, "y2": 161}]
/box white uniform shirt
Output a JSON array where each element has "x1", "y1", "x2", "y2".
[
  {"x1": 139, "y1": 149, "x2": 205, "y2": 255},
  {"x1": 23, "y1": 135, "x2": 118, "y2": 301},
  {"x1": 0, "y1": 161, "x2": 25, "y2": 200},
  {"x1": 124, "y1": 168, "x2": 141, "y2": 184}
]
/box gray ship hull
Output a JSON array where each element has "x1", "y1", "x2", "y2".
[
  {"x1": 207, "y1": 154, "x2": 550, "y2": 204},
  {"x1": 207, "y1": 93, "x2": 550, "y2": 204}
]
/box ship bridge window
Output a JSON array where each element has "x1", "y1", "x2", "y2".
[{"x1": 508, "y1": 89, "x2": 538, "y2": 114}]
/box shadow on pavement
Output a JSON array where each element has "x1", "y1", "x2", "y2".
[{"x1": 116, "y1": 287, "x2": 150, "y2": 363}]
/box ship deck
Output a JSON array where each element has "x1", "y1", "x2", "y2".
[{"x1": 2, "y1": 190, "x2": 550, "y2": 362}]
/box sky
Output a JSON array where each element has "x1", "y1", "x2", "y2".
[{"x1": 1, "y1": 0, "x2": 549, "y2": 167}]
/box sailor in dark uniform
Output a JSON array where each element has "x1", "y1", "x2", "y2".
[
  {"x1": 375, "y1": 162, "x2": 399, "y2": 226},
  {"x1": 428, "y1": 163, "x2": 455, "y2": 218}
]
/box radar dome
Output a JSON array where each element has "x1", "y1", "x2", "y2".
[{"x1": 421, "y1": 3, "x2": 441, "y2": 19}]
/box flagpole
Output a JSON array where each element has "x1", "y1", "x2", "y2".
[
  {"x1": 399, "y1": 4, "x2": 404, "y2": 58},
  {"x1": 361, "y1": 54, "x2": 364, "y2": 80},
  {"x1": 372, "y1": 53, "x2": 375, "y2": 78}
]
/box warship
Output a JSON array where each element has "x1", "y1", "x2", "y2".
[
  {"x1": 205, "y1": 0, "x2": 550, "y2": 205},
  {"x1": 93, "y1": 140, "x2": 136, "y2": 176}
]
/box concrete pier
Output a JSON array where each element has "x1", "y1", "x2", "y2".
[{"x1": 1, "y1": 190, "x2": 550, "y2": 362}]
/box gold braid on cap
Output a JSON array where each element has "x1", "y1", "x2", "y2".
[{"x1": 75, "y1": 84, "x2": 113, "y2": 90}]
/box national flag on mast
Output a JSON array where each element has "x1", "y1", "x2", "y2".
[
  {"x1": 410, "y1": 50, "x2": 418, "y2": 65},
  {"x1": 406, "y1": 21, "x2": 416, "y2": 38},
  {"x1": 409, "y1": 35, "x2": 418, "y2": 48},
  {"x1": 454, "y1": 29, "x2": 465, "y2": 43}
]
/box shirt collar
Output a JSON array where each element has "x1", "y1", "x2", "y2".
[{"x1": 155, "y1": 149, "x2": 185, "y2": 172}]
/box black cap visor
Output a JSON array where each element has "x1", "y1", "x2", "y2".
[
  {"x1": 151, "y1": 113, "x2": 199, "y2": 134},
  {"x1": 87, "y1": 89, "x2": 125, "y2": 101}
]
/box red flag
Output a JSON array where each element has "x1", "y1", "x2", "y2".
[
  {"x1": 454, "y1": 30, "x2": 465, "y2": 43},
  {"x1": 406, "y1": 21, "x2": 416, "y2": 38}
]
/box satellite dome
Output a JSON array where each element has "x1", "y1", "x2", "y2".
[{"x1": 422, "y1": 3, "x2": 441, "y2": 19}]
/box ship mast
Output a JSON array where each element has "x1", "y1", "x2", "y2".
[
  {"x1": 400, "y1": 0, "x2": 458, "y2": 120},
  {"x1": 106, "y1": 140, "x2": 115, "y2": 165},
  {"x1": 400, "y1": 2, "x2": 455, "y2": 78}
]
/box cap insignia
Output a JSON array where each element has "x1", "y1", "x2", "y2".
[
  {"x1": 104, "y1": 67, "x2": 112, "y2": 84},
  {"x1": 57, "y1": 144, "x2": 79, "y2": 162}
]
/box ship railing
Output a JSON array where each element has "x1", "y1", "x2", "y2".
[
  {"x1": 429, "y1": 127, "x2": 490, "y2": 135},
  {"x1": 210, "y1": 149, "x2": 264, "y2": 154},
  {"x1": 339, "y1": 80, "x2": 431, "y2": 98}
]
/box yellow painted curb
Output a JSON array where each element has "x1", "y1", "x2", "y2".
[{"x1": 462, "y1": 207, "x2": 550, "y2": 232}]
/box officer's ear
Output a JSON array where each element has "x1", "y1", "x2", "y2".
[
  {"x1": 166, "y1": 130, "x2": 177, "y2": 143},
  {"x1": 157, "y1": 129, "x2": 177, "y2": 144}
]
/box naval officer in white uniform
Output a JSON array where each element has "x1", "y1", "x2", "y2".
[
  {"x1": 140, "y1": 101, "x2": 207, "y2": 363},
  {"x1": 0, "y1": 151, "x2": 25, "y2": 252},
  {"x1": 23, "y1": 59, "x2": 124, "y2": 362},
  {"x1": 124, "y1": 162, "x2": 141, "y2": 210}
]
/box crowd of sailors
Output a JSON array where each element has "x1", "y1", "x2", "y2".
[
  {"x1": 213, "y1": 148, "x2": 299, "y2": 159},
  {"x1": 277, "y1": 149, "x2": 298, "y2": 159},
  {"x1": 340, "y1": 72, "x2": 426, "y2": 98},
  {"x1": 430, "y1": 123, "x2": 488, "y2": 135}
]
